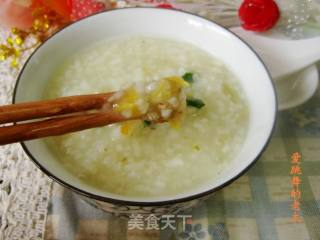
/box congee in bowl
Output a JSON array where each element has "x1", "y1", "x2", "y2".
[
  {"x1": 44, "y1": 36, "x2": 249, "y2": 198},
  {"x1": 14, "y1": 8, "x2": 276, "y2": 210}
]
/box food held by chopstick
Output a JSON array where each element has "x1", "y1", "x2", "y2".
[
  {"x1": 110, "y1": 75, "x2": 188, "y2": 134},
  {"x1": 108, "y1": 73, "x2": 205, "y2": 135},
  {"x1": 0, "y1": 73, "x2": 205, "y2": 145}
]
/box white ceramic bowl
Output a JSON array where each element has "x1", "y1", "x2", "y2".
[{"x1": 14, "y1": 7, "x2": 277, "y2": 214}]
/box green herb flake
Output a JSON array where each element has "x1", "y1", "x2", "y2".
[
  {"x1": 182, "y1": 72, "x2": 194, "y2": 84},
  {"x1": 193, "y1": 145, "x2": 200, "y2": 151},
  {"x1": 186, "y1": 97, "x2": 205, "y2": 109},
  {"x1": 143, "y1": 120, "x2": 152, "y2": 127}
]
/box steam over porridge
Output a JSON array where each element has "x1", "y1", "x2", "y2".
[{"x1": 44, "y1": 36, "x2": 249, "y2": 198}]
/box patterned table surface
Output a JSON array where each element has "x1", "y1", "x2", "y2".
[{"x1": 45, "y1": 66, "x2": 320, "y2": 240}]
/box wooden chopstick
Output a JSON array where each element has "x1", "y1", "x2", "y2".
[
  {"x1": 0, "y1": 92, "x2": 114, "y2": 124},
  {"x1": 0, "y1": 92, "x2": 134, "y2": 145},
  {"x1": 0, "y1": 111, "x2": 127, "y2": 145}
]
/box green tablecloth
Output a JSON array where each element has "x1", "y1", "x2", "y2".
[{"x1": 45, "y1": 75, "x2": 320, "y2": 240}]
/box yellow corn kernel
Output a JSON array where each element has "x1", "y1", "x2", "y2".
[
  {"x1": 149, "y1": 79, "x2": 172, "y2": 103},
  {"x1": 167, "y1": 76, "x2": 190, "y2": 88},
  {"x1": 120, "y1": 120, "x2": 141, "y2": 136},
  {"x1": 114, "y1": 88, "x2": 140, "y2": 114}
]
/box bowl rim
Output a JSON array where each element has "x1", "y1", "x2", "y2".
[{"x1": 13, "y1": 7, "x2": 278, "y2": 206}]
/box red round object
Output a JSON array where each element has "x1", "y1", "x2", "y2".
[
  {"x1": 156, "y1": 3, "x2": 174, "y2": 9},
  {"x1": 238, "y1": 0, "x2": 280, "y2": 32}
]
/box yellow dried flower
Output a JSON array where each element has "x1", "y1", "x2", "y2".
[
  {"x1": 44, "y1": 22, "x2": 50, "y2": 30},
  {"x1": 1, "y1": 5, "x2": 68, "y2": 68},
  {"x1": 0, "y1": 54, "x2": 6, "y2": 61},
  {"x1": 6, "y1": 37, "x2": 14, "y2": 46},
  {"x1": 10, "y1": 58, "x2": 18, "y2": 68},
  {"x1": 11, "y1": 28, "x2": 18, "y2": 34},
  {"x1": 15, "y1": 37, "x2": 23, "y2": 46},
  {"x1": 13, "y1": 48, "x2": 21, "y2": 57}
]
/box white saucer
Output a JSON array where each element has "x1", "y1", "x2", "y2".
[{"x1": 276, "y1": 64, "x2": 319, "y2": 110}]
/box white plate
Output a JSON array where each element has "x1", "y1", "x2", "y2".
[{"x1": 276, "y1": 64, "x2": 319, "y2": 110}]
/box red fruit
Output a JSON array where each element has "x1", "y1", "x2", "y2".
[
  {"x1": 156, "y1": 3, "x2": 174, "y2": 9},
  {"x1": 238, "y1": 0, "x2": 280, "y2": 32},
  {"x1": 70, "y1": 0, "x2": 106, "y2": 21}
]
